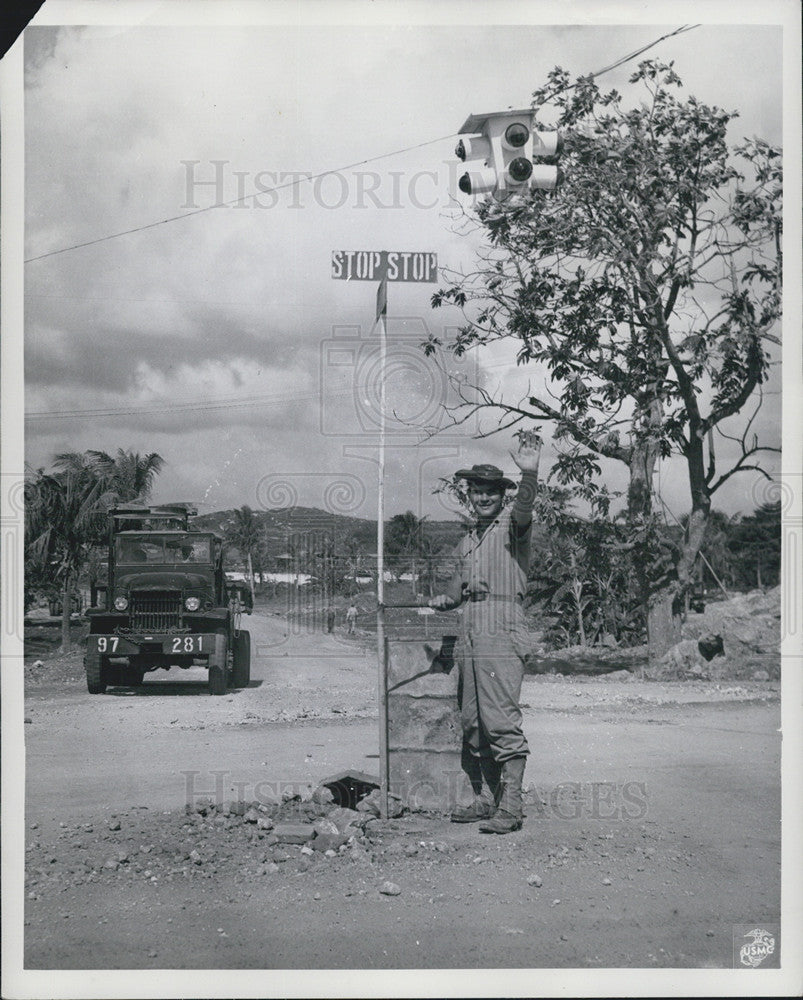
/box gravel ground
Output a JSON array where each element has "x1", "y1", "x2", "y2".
[{"x1": 17, "y1": 608, "x2": 783, "y2": 974}]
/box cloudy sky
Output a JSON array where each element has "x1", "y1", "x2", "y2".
[{"x1": 19, "y1": 2, "x2": 794, "y2": 525}]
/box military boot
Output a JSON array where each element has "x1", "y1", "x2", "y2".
[
  {"x1": 479, "y1": 756, "x2": 526, "y2": 834},
  {"x1": 450, "y1": 754, "x2": 501, "y2": 823}
]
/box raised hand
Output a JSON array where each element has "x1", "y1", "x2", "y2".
[{"x1": 510, "y1": 429, "x2": 542, "y2": 474}]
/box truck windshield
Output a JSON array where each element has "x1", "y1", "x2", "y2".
[{"x1": 115, "y1": 536, "x2": 211, "y2": 564}]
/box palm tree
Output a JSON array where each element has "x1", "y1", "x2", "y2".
[
  {"x1": 54, "y1": 449, "x2": 165, "y2": 604},
  {"x1": 25, "y1": 465, "x2": 117, "y2": 651},
  {"x1": 56, "y1": 449, "x2": 164, "y2": 502},
  {"x1": 225, "y1": 506, "x2": 261, "y2": 601}
]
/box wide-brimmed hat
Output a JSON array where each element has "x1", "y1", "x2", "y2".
[{"x1": 455, "y1": 464, "x2": 515, "y2": 490}]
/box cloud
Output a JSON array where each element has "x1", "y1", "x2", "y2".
[{"x1": 21, "y1": 20, "x2": 786, "y2": 518}]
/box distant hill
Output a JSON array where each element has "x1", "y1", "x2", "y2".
[{"x1": 193, "y1": 506, "x2": 467, "y2": 564}]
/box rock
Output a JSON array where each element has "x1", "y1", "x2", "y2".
[
  {"x1": 403, "y1": 844, "x2": 419, "y2": 857},
  {"x1": 657, "y1": 640, "x2": 707, "y2": 678},
  {"x1": 312, "y1": 818, "x2": 340, "y2": 837},
  {"x1": 256, "y1": 817, "x2": 274, "y2": 831},
  {"x1": 356, "y1": 790, "x2": 381, "y2": 817},
  {"x1": 379, "y1": 881, "x2": 401, "y2": 896},
  {"x1": 108, "y1": 819, "x2": 121, "y2": 831},
  {"x1": 243, "y1": 808, "x2": 260, "y2": 824},
  {"x1": 312, "y1": 786, "x2": 335, "y2": 805},
  {"x1": 103, "y1": 859, "x2": 119, "y2": 871},
  {"x1": 527, "y1": 874, "x2": 543, "y2": 887},
  {"x1": 300, "y1": 845, "x2": 314, "y2": 856},
  {"x1": 189, "y1": 850, "x2": 202, "y2": 865},
  {"x1": 327, "y1": 807, "x2": 365, "y2": 834},
  {"x1": 357, "y1": 789, "x2": 403, "y2": 818},
  {"x1": 325, "y1": 850, "x2": 337, "y2": 858},
  {"x1": 297, "y1": 857, "x2": 311, "y2": 872},
  {"x1": 752, "y1": 669, "x2": 770, "y2": 681},
  {"x1": 194, "y1": 798, "x2": 213, "y2": 816},
  {"x1": 683, "y1": 588, "x2": 780, "y2": 673},
  {"x1": 273, "y1": 823, "x2": 315, "y2": 844},
  {"x1": 24, "y1": 717, "x2": 32, "y2": 724},
  {"x1": 311, "y1": 833, "x2": 349, "y2": 853},
  {"x1": 602, "y1": 877, "x2": 612, "y2": 886},
  {"x1": 272, "y1": 850, "x2": 291, "y2": 863}
]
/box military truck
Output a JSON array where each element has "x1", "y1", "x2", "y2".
[{"x1": 84, "y1": 503, "x2": 252, "y2": 695}]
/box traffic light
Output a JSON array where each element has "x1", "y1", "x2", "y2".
[{"x1": 455, "y1": 109, "x2": 562, "y2": 198}]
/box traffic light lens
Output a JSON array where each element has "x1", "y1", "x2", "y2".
[
  {"x1": 505, "y1": 123, "x2": 530, "y2": 148},
  {"x1": 455, "y1": 140, "x2": 467, "y2": 161},
  {"x1": 458, "y1": 173, "x2": 472, "y2": 194},
  {"x1": 508, "y1": 157, "x2": 533, "y2": 183}
]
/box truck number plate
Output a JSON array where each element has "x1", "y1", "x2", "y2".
[
  {"x1": 96, "y1": 636, "x2": 119, "y2": 653},
  {"x1": 170, "y1": 636, "x2": 204, "y2": 653}
]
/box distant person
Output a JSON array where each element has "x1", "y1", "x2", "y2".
[
  {"x1": 429, "y1": 431, "x2": 542, "y2": 835},
  {"x1": 346, "y1": 602, "x2": 358, "y2": 635},
  {"x1": 326, "y1": 605, "x2": 336, "y2": 633}
]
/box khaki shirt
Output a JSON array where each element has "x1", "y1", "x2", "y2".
[{"x1": 447, "y1": 506, "x2": 531, "y2": 638}]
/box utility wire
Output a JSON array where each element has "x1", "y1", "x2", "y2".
[
  {"x1": 24, "y1": 25, "x2": 699, "y2": 265},
  {"x1": 23, "y1": 134, "x2": 457, "y2": 264}
]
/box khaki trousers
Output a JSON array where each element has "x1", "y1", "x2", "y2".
[{"x1": 458, "y1": 630, "x2": 529, "y2": 763}]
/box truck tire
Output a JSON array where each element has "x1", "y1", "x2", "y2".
[
  {"x1": 85, "y1": 651, "x2": 107, "y2": 694},
  {"x1": 232, "y1": 630, "x2": 251, "y2": 688},
  {"x1": 208, "y1": 633, "x2": 228, "y2": 696}
]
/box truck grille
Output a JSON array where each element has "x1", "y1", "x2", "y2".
[{"x1": 130, "y1": 591, "x2": 181, "y2": 632}]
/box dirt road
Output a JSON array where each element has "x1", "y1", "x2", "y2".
[{"x1": 22, "y1": 611, "x2": 781, "y2": 969}]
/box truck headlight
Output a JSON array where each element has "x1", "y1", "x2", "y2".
[
  {"x1": 185, "y1": 596, "x2": 201, "y2": 611},
  {"x1": 114, "y1": 596, "x2": 128, "y2": 611}
]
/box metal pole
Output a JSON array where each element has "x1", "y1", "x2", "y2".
[{"x1": 376, "y1": 285, "x2": 389, "y2": 821}]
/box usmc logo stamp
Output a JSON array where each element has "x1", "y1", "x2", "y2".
[{"x1": 733, "y1": 923, "x2": 780, "y2": 969}]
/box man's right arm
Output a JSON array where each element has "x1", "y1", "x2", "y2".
[{"x1": 429, "y1": 545, "x2": 466, "y2": 611}]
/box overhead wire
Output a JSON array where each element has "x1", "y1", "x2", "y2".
[
  {"x1": 25, "y1": 24, "x2": 702, "y2": 421},
  {"x1": 24, "y1": 24, "x2": 699, "y2": 266}
]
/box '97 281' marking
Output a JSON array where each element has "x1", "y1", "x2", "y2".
[{"x1": 171, "y1": 636, "x2": 204, "y2": 653}]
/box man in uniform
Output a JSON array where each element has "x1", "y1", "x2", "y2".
[{"x1": 429, "y1": 431, "x2": 541, "y2": 834}]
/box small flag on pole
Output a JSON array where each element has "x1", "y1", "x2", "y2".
[{"x1": 376, "y1": 277, "x2": 387, "y2": 322}]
